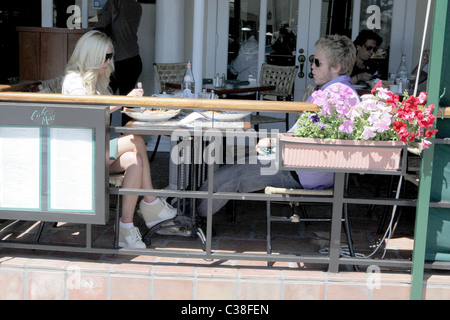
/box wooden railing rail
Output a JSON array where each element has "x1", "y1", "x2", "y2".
[{"x1": 0, "y1": 92, "x2": 318, "y2": 113}]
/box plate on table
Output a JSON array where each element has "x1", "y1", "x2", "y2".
[
  {"x1": 122, "y1": 108, "x2": 180, "y2": 122},
  {"x1": 201, "y1": 111, "x2": 251, "y2": 121}
]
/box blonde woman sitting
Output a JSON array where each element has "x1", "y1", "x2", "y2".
[{"x1": 62, "y1": 30, "x2": 176, "y2": 248}]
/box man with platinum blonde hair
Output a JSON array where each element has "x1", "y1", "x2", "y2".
[{"x1": 195, "y1": 34, "x2": 359, "y2": 218}]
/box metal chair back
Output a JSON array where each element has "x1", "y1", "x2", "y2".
[
  {"x1": 259, "y1": 63, "x2": 298, "y2": 100},
  {"x1": 255, "y1": 64, "x2": 298, "y2": 130}
]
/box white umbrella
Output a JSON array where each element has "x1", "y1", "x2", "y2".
[{"x1": 414, "y1": 0, "x2": 433, "y2": 96}]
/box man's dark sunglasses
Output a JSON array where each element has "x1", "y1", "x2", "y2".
[
  {"x1": 314, "y1": 59, "x2": 324, "y2": 67},
  {"x1": 364, "y1": 45, "x2": 378, "y2": 53}
]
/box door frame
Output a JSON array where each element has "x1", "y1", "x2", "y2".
[{"x1": 293, "y1": 0, "x2": 322, "y2": 101}]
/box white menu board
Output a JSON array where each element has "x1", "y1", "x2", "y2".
[
  {"x1": 49, "y1": 127, "x2": 94, "y2": 212},
  {"x1": 0, "y1": 126, "x2": 41, "y2": 210}
]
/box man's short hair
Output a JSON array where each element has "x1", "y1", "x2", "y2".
[
  {"x1": 354, "y1": 29, "x2": 383, "y2": 47},
  {"x1": 315, "y1": 34, "x2": 356, "y2": 76}
]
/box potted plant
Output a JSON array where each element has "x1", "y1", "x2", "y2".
[{"x1": 280, "y1": 82, "x2": 438, "y2": 171}]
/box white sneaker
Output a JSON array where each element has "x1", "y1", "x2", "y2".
[
  {"x1": 137, "y1": 198, "x2": 177, "y2": 229},
  {"x1": 118, "y1": 226, "x2": 146, "y2": 249}
]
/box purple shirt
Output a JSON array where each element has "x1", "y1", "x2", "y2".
[{"x1": 288, "y1": 75, "x2": 359, "y2": 189}]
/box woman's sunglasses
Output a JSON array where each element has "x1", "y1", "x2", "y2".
[{"x1": 105, "y1": 53, "x2": 114, "y2": 62}]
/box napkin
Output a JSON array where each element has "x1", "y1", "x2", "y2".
[{"x1": 179, "y1": 112, "x2": 205, "y2": 125}]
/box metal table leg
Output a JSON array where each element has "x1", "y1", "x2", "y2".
[{"x1": 328, "y1": 172, "x2": 346, "y2": 273}]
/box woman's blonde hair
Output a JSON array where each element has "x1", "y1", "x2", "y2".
[
  {"x1": 315, "y1": 35, "x2": 356, "y2": 76},
  {"x1": 65, "y1": 30, "x2": 114, "y2": 95}
]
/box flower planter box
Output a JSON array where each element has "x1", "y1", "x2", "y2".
[{"x1": 279, "y1": 133, "x2": 406, "y2": 172}]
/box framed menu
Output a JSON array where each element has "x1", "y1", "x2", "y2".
[
  {"x1": 48, "y1": 127, "x2": 94, "y2": 212},
  {"x1": 0, "y1": 126, "x2": 41, "y2": 210},
  {"x1": 0, "y1": 102, "x2": 109, "y2": 225}
]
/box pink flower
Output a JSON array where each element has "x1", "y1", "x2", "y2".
[
  {"x1": 360, "y1": 99, "x2": 378, "y2": 113},
  {"x1": 295, "y1": 82, "x2": 437, "y2": 149},
  {"x1": 346, "y1": 104, "x2": 363, "y2": 120},
  {"x1": 336, "y1": 102, "x2": 350, "y2": 118},
  {"x1": 339, "y1": 120, "x2": 354, "y2": 134},
  {"x1": 418, "y1": 92, "x2": 428, "y2": 104},
  {"x1": 422, "y1": 139, "x2": 432, "y2": 150},
  {"x1": 362, "y1": 127, "x2": 376, "y2": 140},
  {"x1": 312, "y1": 90, "x2": 332, "y2": 116},
  {"x1": 372, "y1": 115, "x2": 392, "y2": 132},
  {"x1": 376, "y1": 87, "x2": 392, "y2": 101}
]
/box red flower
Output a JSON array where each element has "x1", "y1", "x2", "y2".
[
  {"x1": 408, "y1": 132, "x2": 418, "y2": 142},
  {"x1": 396, "y1": 109, "x2": 406, "y2": 119},
  {"x1": 371, "y1": 81, "x2": 383, "y2": 95},
  {"x1": 392, "y1": 120, "x2": 405, "y2": 132},
  {"x1": 414, "y1": 110, "x2": 424, "y2": 121},
  {"x1": 426, "y1": 104, "x2": 435, "y2": 113},
  {"x1": 368, "y1": 83, "x2": 437, "y2": 151},
  {"x1": 419, "y1": 114, "x2": 436, "y2": 128},
  {"x1": 402, "y1": 96, "x2": 419, "y2": 113},
  {"x1": 425, "y1": 129, "x2": 439, "y2": 138},
  {"x1": 399, "y1": 133, "x2": 410, "y2": 143},
  {"x1": 386, "y1": 93, "x2": 400, "y2": 109}
]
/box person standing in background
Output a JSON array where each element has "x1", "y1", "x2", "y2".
[
  {"x1": 95, "y1": 0, "x2": 143, "y2": 97},
  {"x1": 228, "y1": 30, "x2": 259, "y2": 82},
  {"x1": 271, "y1": 24, "x2": 296, "y2": 56}
]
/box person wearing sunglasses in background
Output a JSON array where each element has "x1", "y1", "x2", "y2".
[
  {"x1": 351, "y1": 29, "x2": 383, "y2": 85},
  {"x1": 62, "y1": 31, "x2": 177, "y2": 248},
  {"x1": 195, "y1": 34, "x2": 359, "y2": 218}
]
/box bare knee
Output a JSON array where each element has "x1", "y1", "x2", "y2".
[
  {"x1": 121, "y1": 151, "x2": 144, "y2": 173},
  {"x1": 130, "y1": 135, "x2": 146, "y2": 151}
]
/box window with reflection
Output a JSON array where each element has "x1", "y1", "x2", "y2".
[
  {"x1": 359, "y1": 0, "x2": 392, "y2": 49},
  {"x1": 266, "y1": 0, "x2": 298, "y2": 66},
  {"x1": 54, "y1": 0, "x2": 104, "y2": 28},
  {"x1": 357, "y1": 0, "x2": 393, "y2": 79},
  {"x1": 228, "y1": 0, "x2": 261, "y2": 81},
  {"x1": 228, "y1": 0, "x2": 299, "y2": 81},
  {"x1": 321, "y1": 0, "x2": 353, "y2": 38}
]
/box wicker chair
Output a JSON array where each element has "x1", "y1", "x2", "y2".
[
  {"x1": 259, "y1": 63, "x2": 298, "y2": 99},
  {"x1": 153, "y1": 62, "x2": 186, "y2": 94},
  {"x1": 254, "y1": 63, "x2": 298, "y2": 131}
]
